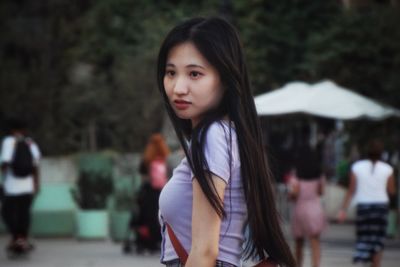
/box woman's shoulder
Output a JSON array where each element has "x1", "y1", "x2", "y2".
[
  {"x1": 205, "y1": 120, "x2": 239, "y2": 165},
  {"x1": 1, "y1": 136, "x2": 16, "y2": 151},
  {"x1": 352, "y1": 159, "x2": 370, "y2": 168},
  {"x1": 207, "y1": 120, "x2": 236, "y2": 137},
  {"x1": 376, "y1": 160, "x2": 394, "y2": 173},
  {"x1": 2, "y1": 135, "x2": 15, "y2": 144},
  {"x1": 204, "y1": 120, "x2": 237, "y2": 148}
]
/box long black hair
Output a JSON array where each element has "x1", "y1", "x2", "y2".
[{"x1": 157, "y1": 17, "x2": 295, "y2": 267}]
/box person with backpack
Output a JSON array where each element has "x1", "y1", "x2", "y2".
[{"x1": 1, "y1": 118, "x2": 41, "y2": 253}]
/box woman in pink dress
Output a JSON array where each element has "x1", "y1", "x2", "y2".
[{"x1": 289, "y1": 133, "x2": 327, "y2": 267}]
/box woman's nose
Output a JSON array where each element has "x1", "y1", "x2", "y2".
[{"x1": 173, "y1": 76, "x2": 189, "y2": 95}]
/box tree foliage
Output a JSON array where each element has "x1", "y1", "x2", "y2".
[
  {"x1": 304, "y1": 6, "x2": 400, "y2": 109},
  {"x1": 235, "y1": 0, "x2": 341, "y2": 93},
  {"x1": 0, "y1": 0, "x2": 220, "y2": 154},
  {"x1": 1, "y1": 0, "x2": 399, "y2": 155}
]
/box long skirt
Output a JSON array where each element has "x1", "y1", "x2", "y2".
[{"x1": 353, "y1": 203, "x2": 389, "y2": 263}]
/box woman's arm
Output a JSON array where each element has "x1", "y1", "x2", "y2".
[
  {"x1": 387, "y1": 174, "x2": 396, "y2": 196},
  {"x1": 288, "y1": 179, "x2": 299, "y2": 201},
  {"x1": 337, "y1": 172, "x2": 356, "y2": 223},
  {"x1": 33, "y1": 166, "x2": 40, "y2": 194},
  {"x1": 185, "y1": 174, "x2": 226, "y2": 267},
  {"x1": 317, "y1": 176, "x2": 326, "y2": 196}
]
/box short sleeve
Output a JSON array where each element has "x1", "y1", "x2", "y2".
[
  {"x1": 1, "y1": 137, "x2": 15, "y2": 163},
  {"x1": 383, "y1": 163, "x2": 394, "y2": 178},
  {"x1": 351, "y1": 161, "x2": 358, "y2": 174},
  {"x1": 193, "y1": 122, "x2": 235, "y2": 184},
  {"x1": 30, "y1": 142, "x2": 41, "y2": 165},
  {"x1": 388, "y1": 167, "x2": 394, "y2": 177}
]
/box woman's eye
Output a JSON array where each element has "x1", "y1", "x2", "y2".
[
  {"x1": 190, "y1": 71, "x2": 202, "y2": 79},
  {"x1": 166, "y1": 70, "x2": 175, "y2": 77}
]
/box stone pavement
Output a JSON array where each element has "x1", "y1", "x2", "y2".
[{"x1": 0, "y1": 223, "x2": 399, "y2": 267}]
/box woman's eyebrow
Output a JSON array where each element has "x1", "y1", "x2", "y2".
[
  {"x1": 166, "y1": 63, "x2": 206, "y2": 69},
  {"x1": 186, "y1": 64, "x2": 205, "y2": 70}
]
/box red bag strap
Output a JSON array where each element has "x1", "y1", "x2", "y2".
[
  {"x1": 165, "y1": 223, "x2": 188, "y2": 265},
  {"x1": 254, "y1": 258, "x2": 278, "y2": 267}
]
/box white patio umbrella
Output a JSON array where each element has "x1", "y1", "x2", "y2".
[
  {"x1": 254, "y1": 80, "x2": 400, "y2": 120},
  {"x1": 254, "y1": 81, "x2": 311, "y2": 115}
]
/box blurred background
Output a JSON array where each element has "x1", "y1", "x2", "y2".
[
  {"x1": 0, "y1": 0, "x2": 399, "y2": 266},
  {"x1": 1, "y1": 0, "x2": 399, "y2": 154}
]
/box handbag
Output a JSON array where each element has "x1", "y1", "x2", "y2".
[{"x1": 165, "y1": 223, "x2": 278, "y2": 267}]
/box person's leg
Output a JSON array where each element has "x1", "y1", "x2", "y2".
[
  {"x1": 1, "y1": 196, "x2": 12, "y2": 232},
  {"x1": 371, "y1": 204, "x2": 388, "y2": 267},
  {"x1": 13, "y1": 195, "x2": 24, "y2": 239},
  {"x1": 149, "y1": 219, "x2": 161, "y2": 251},
  {"x1": 19, "y1": 194, "x2": 33, "y2": 240},
  {"x1": 353, "y1": 204, "x2": 368, "y2": 264},
  {"x1": 309, "y1": 235, "x2": 321, "y2": 267},
  {"x1": 371, "y1": 251, "x2": 383, "y2": 267},
  {"x1": 135, "y1": 226, "x2": 146, "y2": 253},
  {"x1": 295, "y1": 238, "x2": 304, "y2": 267},
  {"x1": 11, "y1": 194, "x2": 34, "y2": 251},
  {"x1": 21, "y1": 194, "x2": 34, "y2": 250},
  {"x1": 1, "y1": 196, "x2": 19, "y2": 243}
]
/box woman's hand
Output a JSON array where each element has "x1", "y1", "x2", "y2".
[
  {"x1": 287, "y1": 176, "x2": 299, "y2": 201},
  {"x1": 336, "y1": 209, "x2": 346, "y2": 223}
]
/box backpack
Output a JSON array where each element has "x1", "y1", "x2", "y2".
[{"x1": 11, "y1": 138, "x2": 34, "y2": 178}]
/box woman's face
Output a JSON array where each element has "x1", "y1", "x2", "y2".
[{"x1": 163, "y1": 42, "x2": 224, "y2": 127}]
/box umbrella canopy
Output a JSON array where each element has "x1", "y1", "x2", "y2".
[{"x1": 254, "y1": 80, "x2": 400, "y2": 120}]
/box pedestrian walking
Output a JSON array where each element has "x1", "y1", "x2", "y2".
[
  {"x1": 288, "y1": 126, "x2": 326, "y2": 267},
  {"x1": 130, "y1": 134, "x2": 170, "y2": 254},
  {"x1": 1, "y1": 117, "x2": 41, "y2": 255},
  {"x1": 338, "y1": 139, "x2": 396, "y2": 267},
  {"x1": 157, "y1": 17, "x2": 295, "y2": 267}
]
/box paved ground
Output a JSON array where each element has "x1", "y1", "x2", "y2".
[{"x1": 0, "y1": 223, "x2": 399, "y2": 267}]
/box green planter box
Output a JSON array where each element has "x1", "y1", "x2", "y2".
[
  {"x1": 31, "y1": 183, "x2": 77, "y2": 237},
  {"x1": 77, "y1": 210, "x2": 109, "y2": 239},
  {"x1": 32, "y1": 211, "x2": 76, "y2": 237},
  {"x1": 110, "y1": 210, "x2": 131, "y2": 242}
]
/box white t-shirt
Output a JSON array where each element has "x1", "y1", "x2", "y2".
[
  {"x1": 1, "y1": 135, "x2": 41, "y2": 196},
  {"x1": 352, "y1": 159, "x2": 393, "y2": 204}
]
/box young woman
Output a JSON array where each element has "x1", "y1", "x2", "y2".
[
  {"x1": 338, "y1": 139, "x2": 395, "y2": 267},
  {"x1": 157, "y1": 17, "x2": 295, "y2": 267},
  {"x1": 130, "y1": 134, "x2": 170, "y2": 253},
  {"x1": 289, "y1": 127, "x2": 326, "y2": 267}
]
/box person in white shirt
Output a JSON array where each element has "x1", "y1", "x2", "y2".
[
  {"x1": 1, "y1": 118, "x2": 41, "y2": 252},
  {"x1": 338, "y1": 139, "x2": 396, "y2": 267}
]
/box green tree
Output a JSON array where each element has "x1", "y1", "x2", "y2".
[
  {"x1": 235, "y1": 0, "x2": 341, "y2": 93},
  {"x1": 0, "y1": 0, "x2": 222, "y2": 154},
  {"x1": 1, "y1": 0, "x2": 399, "y2": 155},
  {"x1": 305, "y1": 7, "x2": 400, "y2": 109}
]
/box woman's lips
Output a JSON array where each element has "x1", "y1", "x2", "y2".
[{"x1": 174, "y1": 100, "x2": 191, "y2": 110}]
